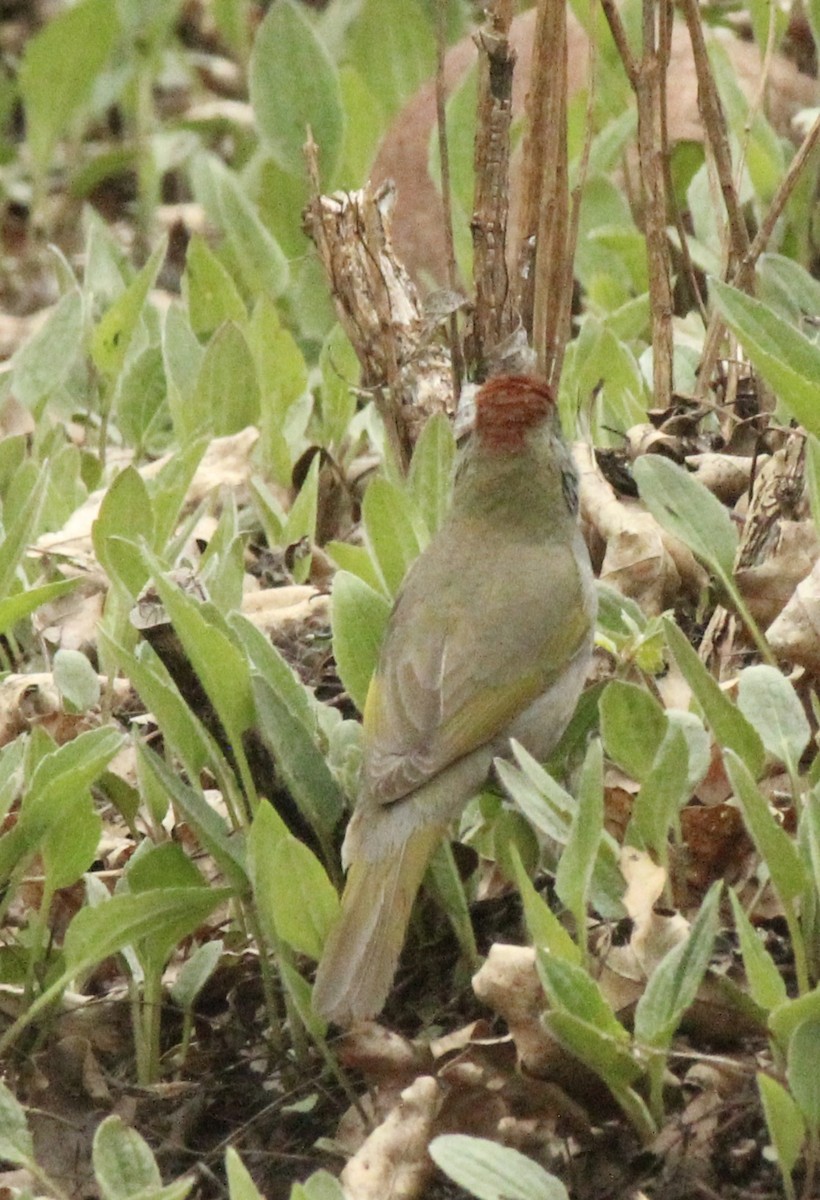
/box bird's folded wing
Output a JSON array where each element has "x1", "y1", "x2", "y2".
[{"x1": 362, "y1": 534, "x2": 591, "y2": 807}]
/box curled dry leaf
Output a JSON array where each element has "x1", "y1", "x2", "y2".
[
  {"x1": 624, "y1": 424, "x2": 683, "y2": 462},
  {"x1": 576, "y1": 443, "x2": 707, "y2": 614},
  {"x1": 767, "y1": 555, "x2": 820, "y2": 672},
  {"x1": 735, "y1": 519, "x2": 820, "y2": 629},
  {"x1": 471, "y1": 944, "x2": 556, "y2": 1076},
  {"x1": 686, "y1": 452, "x2": 761, "y2": 505},
  {"x1": 0, "y1": 673, "x2": 132, "y2": 748},
  {"x1": 340, "y1": 1075, "x2": 441, "y2": 1200},
  {"x1": 241, "y1": 585, "x2": 330, "y2": 635}
]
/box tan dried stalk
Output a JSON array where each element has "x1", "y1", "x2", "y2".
[
  {"x1": 602, "y1": 0, "x2": 674, "y2": 409},
  {"x1": 471, "y1": 0, "x2": 516, "y2": 373}
]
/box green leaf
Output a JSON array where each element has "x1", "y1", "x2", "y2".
[
  {"x1": 114, "y1": 344, "x2": 169, "y2": 453},
  {"x1": 729, "y1": 890, "x2": 787, "y2": 1013},
  {"x1": 510, "y1": 844, "x2": 580, "y2": 965},
  {"x1": 93, "y1": 1114, "x2": 194, "y2": 1200},
  {"x1": 331, "y1": 570, "x2": 391, "y2": 712},
  {"x1": 757, "y1": 1072, "x2": 805, "y2": 1186},
  {"x1": 193, "y1": 322, "x2": 260, "y2": 437},
  {"x1": 41, "y1": 791, "x2": 102, "y2": 891},
  {"x1": 0, "y1": 578, "x2": 79, "y2": 638},
  {"x1": 345, "y1": 0, "x2": 435, "y2": 120},
  {"x1": 211, "y1": 160, "x2": 289, "y2": 300},
  {"x1": 99, "y1": 631, "x2": 211, "y2": 782},
  {"x1": 0, "y1": 1079, "x2": 34, "y2": 1165},
  {"x1": 664, "y1": 618, "x2": 765, "y2": 776},
  {"x1": 725, "y1": 752, "x2": 808, "y2": 904},
  {"x1": 136, "y1": 746, "x2": 249, "y2": 891},
  {"x1": 737, "y1": 665, "x2": 811, "y2": 775},
  {"x1": 807, "y1": 435, "x2": 820, "y2": 531},
  {"x1": 788, "y1": 1019, "x2": 820, "y2": 1127},
  {"x1": 250, "y1": 1, "x2": 344, "y2": 182},
  {"x1": 170, "y1": 940, "x2": 223, "y2": 1011},
  {"x1": 633, "y1": 881, "x2": 721, "y2": 1049},
  {"x1": 91, "y1": 239, "x2": 167, "y2": 379},
  {"x1": 634, "y1": 454, "x2": 738, "y2": 578},
  {"x1": 407, "y1": 413, "x2": 456, "y2": 539},
  {"x1": 631, "y1": 729, "x2": 689, "y2": 856},
  {"x1": 64, "y1": 887, "x2": 230, "y2": 978},
  {"x1": 12, "y1": 291, "x2": 84, "y2": 410},
  {"x1": 225, "y1": 1148, "x2": 264, "y2": 1200},
  {"x1": 362, "y1": 476, "x2": 422, "y2": 596},
  {"x1": 182, "y1": 232, "x2": 247, "y2": 337},
  {"x1": 143, "y1": 554, "x2": 255, "y2": 745},
  {"x1": 430, "y1": 1135, "x2": 569, "y2": 1200},
  {"x1": 770, "y1": 990, "x2": 820, "y2": 1054},
  {"x1": 252, "y1": 675, "x2": 345, "y2": 836},
  {"x1": 93, "y1": 1114, "x2": 161, "y2": 1199},
  {"x1": 292, "y1": 1170, "x2": 345, "y2": 1200},
  {"x1": 248, "y1": 803, "x2": 339, "y2": 960},
  {"x1": 18, "y1": 725, "x2": 123, "y2": 846},
  {"x1": 600, "y1": 680, "x2": 667, "y2": 782},
  {"x1": 537, "y1": 952, "x2": 630, "y2": 1043},
  {"x1": 20, "y1": 0, "x2": 118, "y2": 175},
  {"x1": 710, "y1": 278, "x2": 820, "y2": 437},
  {"x1": 555, "y1": 740, "x2": 603, "y2": 931},
  {"x1": 326, "y1": 540, "x2": 384, "y2": 593},
  {"x1": 0, "y1": 460, "x2": 50, "y2": 600},
  {"x1": 93, "y1": 467, "x2": 154, "y2": 595},
  {"x1": 318, "y1": 323, "x2": 359, "y2": 451},
  {"x1": 162, "y1": 304, "x2": 205, "y2": 438},
  {"x1": 229, "y1": 613, "x2": 315, "y2": 730}
]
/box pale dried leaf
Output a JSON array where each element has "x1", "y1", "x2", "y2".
[
  {"x1": 340, "y1": 1075, "x2": 441, "y2": 1200},
  {"x1": 767, "y1": 556, "x2": 820, "y2": 672}
]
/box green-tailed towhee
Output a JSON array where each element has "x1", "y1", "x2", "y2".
[{"x1": 313, "y1": 374, "x2": 597, "y2": 1024}]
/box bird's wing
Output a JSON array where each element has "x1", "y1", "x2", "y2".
[{"x1": 362, "y1": 524, "x2": 592, "y2": 807}]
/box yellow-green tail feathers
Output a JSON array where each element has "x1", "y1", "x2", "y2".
[{"x1": 312, "y1": 825, "x2": 442, "y2": 1025}]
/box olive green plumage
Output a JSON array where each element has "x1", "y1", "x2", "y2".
[{"x1": 313, "y1": 375, "x2": 596, "y2": 1025}]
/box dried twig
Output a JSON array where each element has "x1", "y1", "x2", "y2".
[
  {"x1": 528, "y1": 0, "x2": 571, "y2": 384},
  {"x1": 435, "y1": 0, "x2": 465, "y2": 395},
  {"x1": 303, "y1": 136, "x2": 455, "y2": 469},
  {"x1": 603, "y1": 0, "x2": 675, "y2": 407},
  {"x1": 471, "y1": 0, "x2": 516, "y2": 373}
]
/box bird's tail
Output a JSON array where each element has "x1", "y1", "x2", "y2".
[{"x1": 312, "y1": 823, "x2": 443, "y2": 1025}]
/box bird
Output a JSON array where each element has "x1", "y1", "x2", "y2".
[{"x1": 312, "y1": 373, "x2": 597, "y2": 1025}]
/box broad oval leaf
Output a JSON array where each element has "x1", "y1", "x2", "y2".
[
  {"x1": 788, "y1": 1018, "x2": 820, "y2": 1127},
  {"x1": 331, "y1": 570, "x2": 391, "y2": 712},
  {"x1": 430, "y1": 1135, "x2": 569, "y2": 1200},
  {"x1": 634, "y1": 454, "x2": 738, "y2": 578},
  {"x1": 737, "y1": 664, "x2": 811, "y2": 773},
  {"x1": 250, "y1": 1, "x2": 344, "y2": 181}
]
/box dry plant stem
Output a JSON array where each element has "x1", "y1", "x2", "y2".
[
  {"x1": 681, "y1": 0, "x2": 751, "y2": 267},
  {"x1": 638, "y1": 0, "x2": 674, "y2": 407},
  {"x1": 435, "y1": 0, "x2": 464, "y2": 395},
  {"x1": 512, "y1": 0, "x2": 565, "y2": 346},
  {"x1": 529, "y1": 0, "x2": 571, "y2": 384},
  {"x1": 679, "y1": 0, "x2": 751, "y2": 402},
  {"x1": 743, "y1": 110, "x2": 820, "y2": 275},
  {"x1": 471, "y1": 0, "x2": 516, "y2": 370},
  {"x1": 560, "y1": 15, "x2": 598, "y2": 361},
  {"x1": 603, "y1": 0, "x2": 675, "y2": 404},
  {"x1": 304, "y1": 136, "x2": 455, "y2": 467}
]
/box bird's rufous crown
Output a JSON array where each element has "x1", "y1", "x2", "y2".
[{"x1": 474, "y1": 374, "x2": 555, "y2": 453}]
